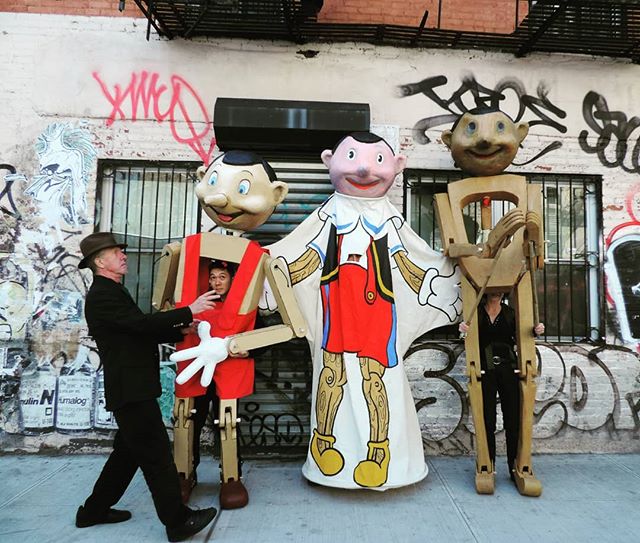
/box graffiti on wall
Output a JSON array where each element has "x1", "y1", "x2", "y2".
[
  {"x1": 580, "y1": 91, "x2": 640, "y2": 173},
  {"x1": 24, "y1": 123, "x2": 96, "y2": 226},
  {"x1": 406, "y1": 341, "x2": 640, "y2": 455},
  {"x1": 92, "y1": 70, "x2": 216, "y2": 165},
  {"x1": 397, "y1": 74, "x2": 567, "y2": 164}
]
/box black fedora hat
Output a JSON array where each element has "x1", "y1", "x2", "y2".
[{"x1": 78, "y1": 232, "x2": 127, "y2": 269}]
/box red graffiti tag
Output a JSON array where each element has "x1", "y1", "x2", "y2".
[{"x1": 92, "y1": 71, "x2": 216, "y2": 165}]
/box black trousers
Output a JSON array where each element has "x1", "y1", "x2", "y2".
[
  {"x1": 83, "y1": 399, "x2": 187, "y2": 527},
  {"x1": 192, "y1": 386, "x2": 220, "y2": 470},
  {"x1": 481, "y1": 363, "x2": 521, "y2": 471}
]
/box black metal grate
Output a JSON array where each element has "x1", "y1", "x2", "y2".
[
  {"x1": 404, "y1": 169, "x2": 603, "y2": 343},
  {"x1": 132, "y1": 0, "x2": 640, "y2": 63}
]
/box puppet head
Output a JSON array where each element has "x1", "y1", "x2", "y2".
[
  {"x1": 196, "y1": 151, "x2": 288, "y2": 232},
  {"x1": 321, "y1": 132, "x2": 407, "y2": 198},
  {"x1": 441, "y1": 106, "x2": 529, "y2": 176}
]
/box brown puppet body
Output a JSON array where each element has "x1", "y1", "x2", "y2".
[{"x1": 434, "y1": 107, "x2": 545, "y2": 496}]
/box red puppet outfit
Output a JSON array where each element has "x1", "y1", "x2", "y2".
[
  {"x1": 320, "y1": 229, "x2": 398, "y2": 368},
  {"x1": 175, "y1": 233, "x2": 266, "y2": 399}
]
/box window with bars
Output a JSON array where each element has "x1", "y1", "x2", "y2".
[
  {"x1": 96, "y1": 158, "x2": 332, "y2": 456},
  {"x1": 405, "y1": 169, "x2": 602, "y2": 343}
]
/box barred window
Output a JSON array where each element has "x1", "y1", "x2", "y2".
[{"x1": 404, "y1": 170, "x2": 602, "y2": 343}]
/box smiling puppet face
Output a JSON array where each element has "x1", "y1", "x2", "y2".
[
  {"x1": 195, "y1": 151, "x2": 288, "y2": 232},
  {"x1": 321, "y1": 132, "x2": 407, "y2": 198},
  {"x1": 442, "y1": 108, "x2": 529, "y2": 177}
]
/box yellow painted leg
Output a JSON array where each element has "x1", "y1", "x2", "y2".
[
  {"x1": 513, "y1": 272, "x2": 542, "y2": 497},
  {"x1": 217, "y1": 398, "x2": 249, "y2": 509},
  {"x1": 310, "y1": 350, "x2": 346, "y2": 476},
  {"x1": 461, "y1": 276, "x2": 495, "y2": 495},
  {"x1": 173, "y1": 397, "x2": 196, "y2": 503}
]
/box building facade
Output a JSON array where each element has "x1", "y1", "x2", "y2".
[{"x1": 1, "y1": 1, "x2": 639, "y2": 457}]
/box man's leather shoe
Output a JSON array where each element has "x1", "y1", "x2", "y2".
[
  {"x1": 166, "y1": 507, "x2": 217, "y2": 542},
  {"x1": 75, "y1": 505, "x2": 132, "y2": 528},
  {"x1": 220, "y1": 479, "x2": 249, "y2": 509}
]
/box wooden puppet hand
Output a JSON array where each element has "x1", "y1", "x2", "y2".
[
  {"x1": 484, "y1": 208, "x2": 525, "y2": 257},
  {"x1": 171, "y1": 321, "x2": 229, "y2": 387}
]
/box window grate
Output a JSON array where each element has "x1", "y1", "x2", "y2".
[{"x1": 404, "y1": 169, "x2": 603, "y2": 343}]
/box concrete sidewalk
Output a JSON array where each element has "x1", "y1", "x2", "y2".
[{"x1": 1, "y1": 453, "x2": 639, "y2": 543}]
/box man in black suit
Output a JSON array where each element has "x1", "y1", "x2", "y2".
[{"x1": 76, "y1": 232, "x2": 219, "y2": 542}]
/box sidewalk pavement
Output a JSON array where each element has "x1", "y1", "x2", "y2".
[{"x1": 1, "y1": 453, "x2": 639, "y2": 543}]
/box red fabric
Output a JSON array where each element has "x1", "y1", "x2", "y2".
[
  {"x1": 321, "y1": 237, "x2": 395, "y2": 367},
  {"x1": 174, "y1": 234, "x2": 265, "y2": 398}
]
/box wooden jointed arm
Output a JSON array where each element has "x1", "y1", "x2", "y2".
[
  {"x1": 152, "y1": 241, "x2": 182, "y2": 310},
  {"x1": 227, "y1": 256, "x2": 307, "y2": 355}
]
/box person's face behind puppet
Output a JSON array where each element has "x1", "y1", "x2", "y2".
[
  {"x1": 321, "y1": 135, "x2": 407, "y2": 198},
  {"x1": 196, "y1": 154, "x2": 288, "y2": 232},
  {"x1": 441, "y1": 110, "x2": 529, "y2": 177}
]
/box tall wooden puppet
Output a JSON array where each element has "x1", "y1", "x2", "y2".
[
  {"x1": 266, "y1": 132, "x2": 461, "y2": 489},
  {"x1": 434, "y1": 106, "x2": 544, "y2": 496},
  {"x1": 152, "y1": 151, "x2": 306, "y2": 509}
]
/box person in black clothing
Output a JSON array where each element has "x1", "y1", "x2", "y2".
[
  {"x1": 75, "y1": 232, "x2": 219, "y2": 542},
  {"x1": 460, "y1": 292, "x2": 544, "y2": 482}
]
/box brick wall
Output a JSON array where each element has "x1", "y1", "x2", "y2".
[
  {"x1": 0, "y1": 0, "x2": 141, "y2": 17},
  {"x1": 318, "y1": 0, "x2": 529, "y2": 33}
]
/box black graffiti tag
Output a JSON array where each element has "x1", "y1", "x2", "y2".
[
  {"x1": 0, "y1": 164, "x2": 21, "y2": 218},
  {"x1": 397, "y1": 75, "x2": 566, "y2": 163},
  {"x1": 579, "y1": 91, "x2": 640, "y2": 173}
]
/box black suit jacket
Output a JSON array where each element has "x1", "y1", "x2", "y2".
[{"x1": 85, "y1": 275, "x2": 192, "y2": 411}]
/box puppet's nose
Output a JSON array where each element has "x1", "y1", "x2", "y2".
[
  {"x1": 357, "y1": 165, "x2": 370, "y2": 177},
  {"x1": 205, "y1": 194, "x2": 228, "y2": 207}
]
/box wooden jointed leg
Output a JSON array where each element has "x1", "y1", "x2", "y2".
[
  {"x1": 173, "y1": 397, "x2": 195, "y2": 503},
  {"x1": 513, "y1": 272, "x2": 542, "y2": 497},
  {"x1": 461, "y1": 277, "x2": 495, "y2": 494},
  {"x1": 217, "y1": 398, "x2": 249, "y2": 509}
]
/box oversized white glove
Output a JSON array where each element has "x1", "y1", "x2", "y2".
[
  {"x1": 418, "y1": 267, "x2": 463, "y2": 322},
  {"x1": 171, "y1": 321, "x2": 229, "y2": 387}
]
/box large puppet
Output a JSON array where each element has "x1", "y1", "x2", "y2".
[
  {"x1": 153, "y1": 151, "x2": 306, "y2": 509},
  {"x1": 266, "y1": 132, "x2": 461, "y2": 489},
  {"x1": 434, "y1": 105, "x2": 544, "y2": 496}
]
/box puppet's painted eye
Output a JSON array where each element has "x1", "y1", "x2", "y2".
[
  {"x1": 376, "y1": 153, "x2": 384, "y2": 164},
  {"x1": 496, "y1": 121, "x2": 505, "y2": 132},
  {"x1": 238, "y1": 179, "x2": 251, "y2": 195},
  {"x1": 466, "y1": 122, "x2": 477, "y2": 135},
  {"x1": 347, "y1": 149, "x2": 357, "y2": 160},
  {"x1": 208, "y1": 171, "x2": 218, "y2": 185}
]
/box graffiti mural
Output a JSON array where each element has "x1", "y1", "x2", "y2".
[
  {"x1": 397, "y1": 74, "x2": 567, "y2": 164},
  {"x1": 405, "y1": 341, "x2": 640, "y2": 455},
  {"x1": 25, "y1": 123, "x2": 96, "y2": 226},
  {"x1": 92, "y1": 70, "x2": 216, "y2": 165},
  {"x1": 580, "y1": 91, "x2": 640, "y2": 173}
]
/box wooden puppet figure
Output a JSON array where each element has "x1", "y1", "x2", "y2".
[
  {"x1": 435, "y1": 105, "x2": 545, "y2": 496},
  {"x1": 153, "y1": 151, "x2": 306, "y2": 508}
]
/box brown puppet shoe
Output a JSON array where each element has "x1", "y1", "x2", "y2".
[{"x1": 220, "y1": 479, "x2": 249, "y2": 510}]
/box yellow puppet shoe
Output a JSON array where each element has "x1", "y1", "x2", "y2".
[
  {"x1": 353, "y1": 439, "x2": 390, "y2": 488},
  {"x1": 310, "y1": 429, "x2": 344, "y2": 476}
]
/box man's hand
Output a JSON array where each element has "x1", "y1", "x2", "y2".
[
  {"x1": 534, "y1": 322, "x2": 545, "y2": 336},
  {"x1": 188, "y1": 291, "x2": 220, "y2": 315},
  {"x1": 171, "y1": 321, "x2": 229, "y2": 387}
]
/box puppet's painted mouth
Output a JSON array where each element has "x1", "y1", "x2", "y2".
[
  {"x1": 345, "y1": 177, "x2": 381, "y2": 189},
  {"x1": 467, "y1": 147, "x2": 504, "y2": 159},
  {"x1": 213, "y1": 210, "x2": 243, "y2": 222}
]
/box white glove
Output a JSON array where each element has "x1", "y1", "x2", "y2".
[
  {"x1": 418, "y1": 268, "x2": 463, "y2": 322},
  {"x1": 171, "y1": 321, "x2": 229, "y2": 387}
]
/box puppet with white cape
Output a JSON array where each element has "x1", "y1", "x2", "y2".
[{"x1": 265, "y1": 132, "x2": 462, "y2": 489}]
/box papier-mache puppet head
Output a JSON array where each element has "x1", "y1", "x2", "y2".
[
  {"x1": 441, "y1": 106, "x2": 529, "y2": 177},
  {"x1": 196, "y1": 150, "x2": 288, "y2": 232},
  {"x1": 321, "y1": 132, "x2": 407, "y2": 198}
]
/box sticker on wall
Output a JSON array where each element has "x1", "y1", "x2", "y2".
[
  {"x1": 55, "y1": 346, "x2": 95, "y2": 432},
  {"x1": 19, "y1": 359, "x2": 57, "y2": 434},
  {"x1": 24, "y1": 122, "x2": 96, "y2": 226},
  {"x1": 159, "y1": 361, "x2": 177, "y2": 428},
  {"x1": 94, "y1": 369, "x2": 117, "y2": 431}
]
